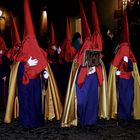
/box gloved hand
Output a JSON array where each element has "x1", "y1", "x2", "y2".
[
  {"x1": 116, "y1": 70, "x2": 121, "y2": 76},
  {"x1": 2, "y1": 76, "x2": 6, "y2": 80},
  {"x1": 88, "y1": 66, "x2": 96, "y2": 75},
  {"x1": 57, "y1": 47, "x2": 61, "y2": 54},
  {"x1": 27, "y1": 56, "x2": 38, "y2": 66},
  {"x1": 51, "y1": 45, "x2": 57, "y2": 51},
  {"x1": 43, "y1": 70, "x2": 49, "y2": 79},
  {"x1": 123, "y1": 56, "x2": 128, "y2": 63}
]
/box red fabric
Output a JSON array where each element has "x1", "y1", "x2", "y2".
[
  {"x1": 119, "y1": 10, "x2": 129, "y2": 44},
  {"x1": 10, "y1": 12, "x2": 21, "y2": 47},
  {"x1": 120, "y1": 71, "x2": 131, "y2": 79},
  {"x1": 50, "y1": 22, "x2": 59, "y2": 48},
  {"x1": 112, "y1": 43, "x2": 132, "y2": 79},
  {"x1": 129, "y1": 50, "x2": 136, "y2": 63},
  {"x1": 96, "y1": 65, "x2": 103, "y2": 86},
  {"x1": 79, "y1": 0, "x2": 91, "y2": 38},
  {"x1": 75, "y1": 1, "x2": 104, "y2": 86},
  {"x1": 17, "y1": 0, "x2": 48, "y2": 84},
  {"x1": 92, "y1": 31, "x2": 103, "y2": 51},
  {"x1": 74, "y1": 37, "x2": 93, "y2": 65},
  {"x1": 20, "y1": 37, "x2": 48, "y2": 84},
  {"x1": 59, "y1": 40, "x2": 76, "y2": 63},
  {"x1": 91, "y1": 1, "x2": 100, "y2": 32},
  {"x1": 0, "y1": 37, "x2": 8, "y2": 54},
  {"x1": 6, "y1": 44, "x2": 21, "y2": 61},
  {"x1": 6, "y1": 12, "x2": 21, "y2": 61},
  {"x1": 23, "y1": 0, "x2": 35, "y2": 38},
  {"x1": 59, "y1": 17, "x2": 76, "y2": 63},
  {"x1": 0, "y1": 37, "x2": 8, "y2": 64},
  {"x1": 112, "y1": 43, "x2": 130, "y2": 67},
  {"x1": 66, "y1": 16, "x2": 71, "y2": 41},
  {"x1": 77, "y1": 67, "x2": 88, "y2": 87}
]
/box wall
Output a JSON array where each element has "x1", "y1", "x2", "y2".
[{"x1": 95, "y1": 0, "x2": 119, "y2": 32}]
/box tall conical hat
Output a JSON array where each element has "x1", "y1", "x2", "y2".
[
  {"x1": 6, "y1": 12, "x2": 21, "y2": 60},
  {"x1": 120, "y1": 10, "x2": 129, "y2": 44},
  {"x1": 50, "y1": 22, "x2": 58, "y2": 46},
  {"x1": 59, "y1": 16, "x2": 76, "y2": 62},
  {"x1": 79, "y1": 0, "x2": 91, "y2": 38},
  {"x1": 91, "y1": 1, "x2": 103, "y2": 51}
]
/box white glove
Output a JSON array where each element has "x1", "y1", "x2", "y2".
[
  {"x1": 116, "y1": 70, "x2": 121, "y2": 76},
  {"x1": 0, "y1": 50, "x2": 3, "y2": 54},
  {"x1": 2, "y1": 76, "x2": 6, "y2": 81},
  {"x1": 57, "y1": 47, "x2": 61, "y2": 54},
  {"x1": 123, "y1": 56, "x2": 128, "y2": 63},
  {"x1": 88, "y1": 66, "x2": 96, "y2": 75},
  {"x1": 43, "y1": 70, "x2": 49, "y2": 79},
  {"x1": 27, "y1": 56, "x2": 38, "y2": 66},
  {"x1": 51, "y1": 45, "x2": 57, "y2": 51}
]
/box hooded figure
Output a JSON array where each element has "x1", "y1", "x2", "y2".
[
  {"x1": 61, "y1": 1, "x2": 107, "y2": 127},
  {"x1": 107, "y1": 10, "x2": 140, "y2": 120},
  {"x1": 59, "y1": 16, "x2": 76, "y2": 63},
  {"x1": 4, "y1": 0, "x2": 62, "y2": 128},
  {"x1": 47, "y1": 22, "x2": 61, "y2": 63}
]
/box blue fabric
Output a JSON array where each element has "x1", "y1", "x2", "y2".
[
  {"x1": 76, "y1": 66, "x2": 98, "y2": 126},
  {"x1": 17, "y1": 62, "x2": 44, "y2": 128},
  {"x1": 73, "y1": 39, "x2": 81, "y2": 51},
  {"x1": 128, "y1": 59, "x2": 133, "y2": 71},
  {"x1": 117, "y1": 76, "x2": 134, "y2": 121}
]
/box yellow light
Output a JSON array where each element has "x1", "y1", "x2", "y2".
[
  {"x1": 43, "y1": 10, "x2": 47, "y2": 18},
  {"x1": 0, "y1": 10, "x2": 3, "y2": 17},
  {"x1": 40, "y1": 10, "x2": 47, "y2": 35}
]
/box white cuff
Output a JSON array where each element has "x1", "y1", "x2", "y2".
[
  {"x1": 88, "y1": 66, "x2": 96, "y2": 75},
  {"x1": 43, "y1": 70, "x2": 49, "y2": 79},
  {"x1": 123, "y1": 56, "x2": 128, "y2": 63},
  {"x1": 116, "y1": 70, "x2": 121, "y2": 76}
]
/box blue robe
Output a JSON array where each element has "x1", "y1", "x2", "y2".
[
  {"x1": 76, "y1": 66, "x2": 98, "y2": 126},
  {"x1": 117, "y1": 60, "x2": 134, "y2": 120},
  {"x1": 17, "y1": 62, "x2": 44, "y2": 128}
]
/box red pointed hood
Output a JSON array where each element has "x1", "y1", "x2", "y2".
[
  {"x1": 66, "y1": 16, "x2": 71, "y2": 41},
  {"x1": 6, "y1": 12, "x2": 22, "y2": 60},
  {"x1": 79, "y1": 0, "x2": 91, "y2": 38},
  {"x1": 120, "y1": 10, "x2": 129, "y2": 44},
  {"x1": 91, "y1": 1, "x2": 100, "y2": 32},
  {"x1": 50, "y1": 22, "x2": 58, "y2": 46},
  {"x1": 18, "y1": 0, "x2": 48, "y2": 84},
  {"x1": 10, "y1": 12, "x2": 21, "y2": 46},
  {"x1": 112, "y1": 10, "x2": 137, "y2": 67},
  {"x1": 47, "y1": 22, "x2": 59, "y2": 63},
  {"x1": 74, "y1": 1, "x2": 92, "y2": 64},
  {"x1": 91, "y1": 1, "x2": 103, "y2": 51},
  {"x1": 23, "y1": 0, "x2": 35, "y2": 38},
  {"x1": 59, "y1": 16, "x2": 76, "y2": 63}
]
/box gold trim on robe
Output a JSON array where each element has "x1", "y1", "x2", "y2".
[
  {"x1": 61, "y1": 61, "x2": 108, "y2": 127},
  {"x1": 107, "y1": 63, "x2": 140, "y2": 119},
  {"x1": 4, "y1": 61, "x2": 19, "y2": 123},
  {"x1": 98, "y1": 60, "x2": 108, "y2": 119},
  {"x1": 107, "y1": 65, "x2": 118, "y2": 119},
  {"x1": 44, "y1": 64, "x2": 63, "y2": 120},
  {"x1": 61, "y1": 62, "x2": 79, "y2": 127},
  {"x1": 4, "y1": 62, "x2": 63, "y2": 123},
  {"x1": 132, "y1": 63, "x2": 140, "y2": 119}
]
